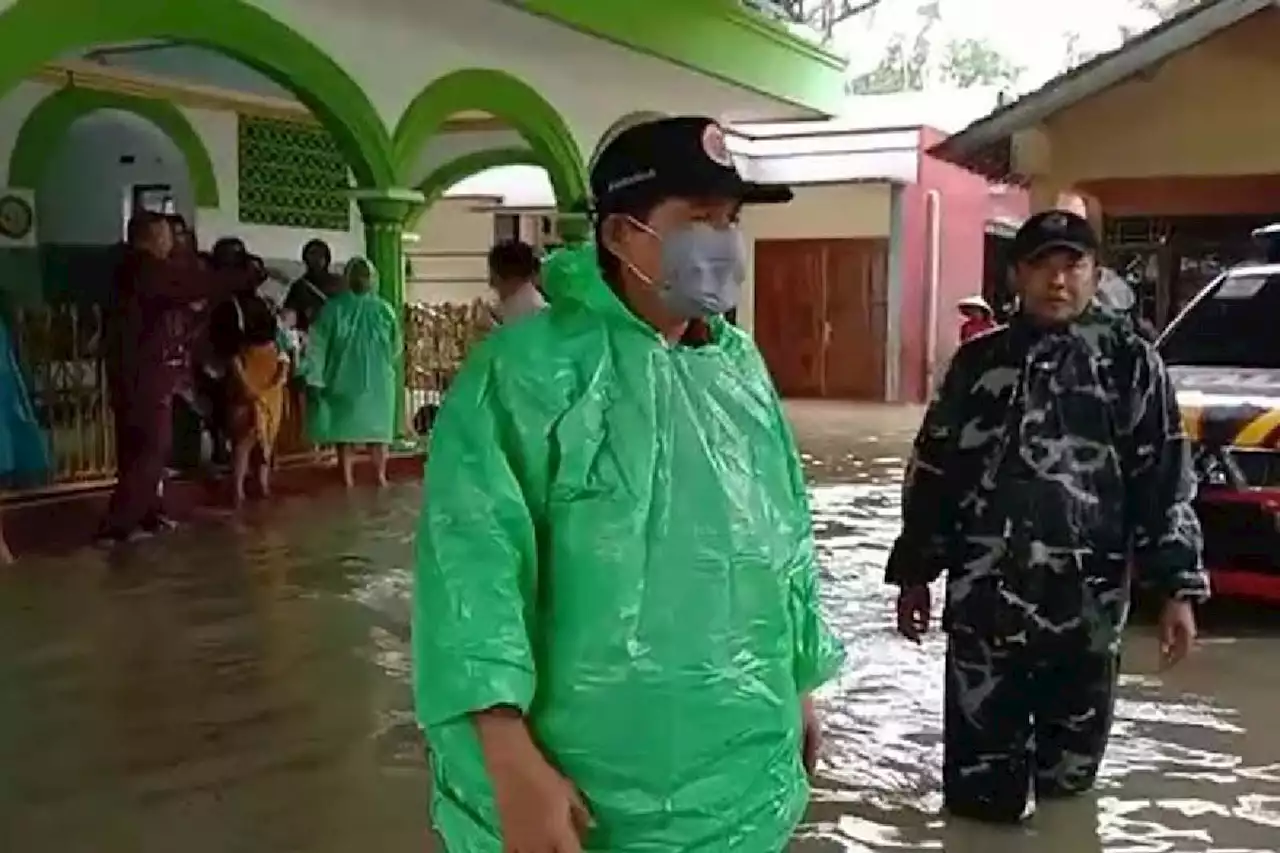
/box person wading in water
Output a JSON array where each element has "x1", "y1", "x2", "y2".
[
  {"x1": 414, "y1": 116, "x2": 843, "y2": 853},
  {"x1": 487, "y1": 239, "x2": 547, "y2": 324},
  {"x1": 284, "y1": 239, "x2": 340, "y2": 333},
  {"x1": 887, "y1": 209, "x2": 1209, "y2": 823},
  {"x1": 99, "y1": 215, "x2": 256, "y2": 543}
]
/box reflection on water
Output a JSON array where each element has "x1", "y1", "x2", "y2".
[{"x1": 0, "y1": 404, "x2": 1276, "y2": 852}]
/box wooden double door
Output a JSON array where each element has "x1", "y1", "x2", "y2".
[{"x1": 753, "y1": 238, "x2": 889, "y2": 400}]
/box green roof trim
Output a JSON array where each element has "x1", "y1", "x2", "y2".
[{"x1": 516, "y1": 0, "x2": 847, "y2": 115}]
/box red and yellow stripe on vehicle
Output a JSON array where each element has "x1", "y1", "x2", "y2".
[{"x1": 1179, "y1": 400, "x2": 1280, "y2": 450}]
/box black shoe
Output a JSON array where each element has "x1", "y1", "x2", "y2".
[
  {"x1": 94, "y1": 527, "x2": 153, "y2": 547},
  {"x1": 141, "y1": 514, "x2": 178, "y2": 533}
]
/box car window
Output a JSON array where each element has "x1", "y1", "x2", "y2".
[{"x1": 1160, "y1": 272, "x2": 1280, "y2": 368}]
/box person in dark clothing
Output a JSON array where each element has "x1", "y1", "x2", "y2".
[
  {"x1": 284, "y1": 239, "x2": 341, "y2": 332},
  {"x1": 199, "y1": 238, "x2": 269, "y2": 464},
  {"x1": 99, "y1": 215, "x2": 251, "y2": 543},
  {"x1": 165, "y1": 213, "x2": 210, "y2": 462},
  {"x1": 886, "y1": 210, "x2": 1209, "y2": 824}
]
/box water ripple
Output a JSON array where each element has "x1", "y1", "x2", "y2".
[{"x1": 0, "y1": 407, "x2": 1274, "y2": 851}]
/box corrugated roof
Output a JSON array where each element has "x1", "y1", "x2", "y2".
[{"x1": 929, "y1": 0, "x2": 1272, "y2": 181}]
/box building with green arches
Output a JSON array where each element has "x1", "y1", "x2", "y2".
[
  {"x1": 0, "y1": 0, "x2": 845, "y2": 481},
  {"x1": 0, "y1": 0, "x2": 844, "y2": 304}
]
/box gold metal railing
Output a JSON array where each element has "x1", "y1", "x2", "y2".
[
  {"x1": 7, "y1": 300, "x2": 494, "y2": 488},
  {"x1": 403, "y1": 299, "x2": 495, "y2": 418},
  {"x1": 11, "y1": 304, "x2": 115, "y2": 484}
]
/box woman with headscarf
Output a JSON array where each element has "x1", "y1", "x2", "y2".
[
  {"x1": 301, "y1": 257, "x2": 401, "y2": 488},
  {"x1": 284, "y1": 239, "x2": 341, "y2": 333},
  {"x1": 957, "y1": 295, "x2": 997, "y2": 343}
]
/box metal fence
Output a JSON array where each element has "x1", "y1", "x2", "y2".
[
  {"x1": 403, "y1": 299, "x2": 495, "y2": 428},
  {"x1": 11, "y1": 304, "x2": 115, "y2": 484},
  {"x1": 8, "y1": 299, "x2": 494, "y2": 488}
]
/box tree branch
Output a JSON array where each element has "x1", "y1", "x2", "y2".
[{"x1": 772, "y1": 0, "x2": 887, "y2": 36}]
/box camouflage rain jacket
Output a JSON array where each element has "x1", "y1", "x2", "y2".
[{"x1": 885, "y1": 307, "x2": 1209, "y2": 648}]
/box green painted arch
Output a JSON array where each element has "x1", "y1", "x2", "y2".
[
  {"x1": 10, "y1": 88, "x2": 221, "y2": 208},
  {"x1": 392, "y1": 68, "x2": 588, "y2": 210},
  {"x1": 409, "y1": 146, "x2": 549, "y2": 228},
  {"x1": 0, "y1": 0, "x2": 394, "y2": 188}
]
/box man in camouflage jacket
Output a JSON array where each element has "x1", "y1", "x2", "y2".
[{"x1": 886, "y1": 210, "x2": 1210, "y2": 824}]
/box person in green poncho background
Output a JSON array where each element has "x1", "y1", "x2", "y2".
[
  {"x1": 415, "y1": 116, "x2": 845, "y2": 853},
  {"x1": 301, "y1": 256, "x2": 402, "y2": 488}
]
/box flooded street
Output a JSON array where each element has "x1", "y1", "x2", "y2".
[{"x1": 1, "y1": 401, "x2": 1278, "y2": 852}]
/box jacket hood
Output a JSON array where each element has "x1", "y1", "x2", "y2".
[{"x1": 540, "y1": 243, "x2": 647, "y2": 329}]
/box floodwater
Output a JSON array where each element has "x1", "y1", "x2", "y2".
[{"x1": 0, "y1": 401, "x2": 1277, "y2": 852}]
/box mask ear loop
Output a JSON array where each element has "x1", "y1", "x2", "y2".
[
  {"x1": 591, "y1": 203, "x2": 659, "y2": 288},
  {"x1": 617, "y1": 215, "x2": 662, "y2": 288}
]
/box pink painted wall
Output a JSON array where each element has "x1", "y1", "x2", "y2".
[{"x1": 893, "y1": 127, "x2": 1028, "y2": 403}]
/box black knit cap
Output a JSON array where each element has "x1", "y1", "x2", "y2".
[{"x1": 589, "y1": 116, "x2": 792, "y2": 215}]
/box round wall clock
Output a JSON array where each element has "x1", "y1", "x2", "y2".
[{"x1": 0, "y1": 194, "x2": 33, "y2": 240}]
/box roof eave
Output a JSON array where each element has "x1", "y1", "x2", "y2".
[{"x1": 929, "y1": 0, "x2": 1273, "y2": 177}]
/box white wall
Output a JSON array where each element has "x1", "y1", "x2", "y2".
[
  {"x1": 406, "y1": 196, "x2": 495, "y2": 304},
  {"x1": 38, "y1": 110, "x2": 194, "y2": 245},
  {"x1": 257, "y1": 0, "x2": 812, "y2": 156},
  {"x1": 446, "y1": 165, "x2": 555, "y2": 209},
  {"x1": 736, "y1": 182, "x2": 893, "y2": 332}
]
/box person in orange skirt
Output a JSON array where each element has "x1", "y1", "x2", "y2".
[{"x1": 227, "y1": 293, "x2": 288, "y2": 507}]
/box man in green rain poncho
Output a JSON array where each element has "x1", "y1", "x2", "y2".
[{"x1": 415, "y1": 116, "x2": 845, "y2": 853}]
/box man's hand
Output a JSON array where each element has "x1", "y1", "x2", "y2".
[
  {"x1": 475, "y1": 709, "x2": 592, "y2": 853},
  {"x1": 1159, "y1": 598, "x2": 1197, "y2": 669},
  {"x1": 801, "y1": 694, "x2": 822, "y2": 776},
  {"x1": 896, "y1": 584, "x2": 932, "y2": 643}
]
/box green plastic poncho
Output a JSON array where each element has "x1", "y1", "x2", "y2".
[
  {"x1": 300, "y1": 257, "x2": 402, "y2": 445},
  {"x1": 414, "y1": 245, "x2": 843, "y2": 852}
]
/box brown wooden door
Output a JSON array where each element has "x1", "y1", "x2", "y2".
[
  {"x1": 753, "y1": 240, "x2": 826, "y2": 397},
  {"x1": 822, "y1": 239, "x2": 888, "y2": 400},
  {"x1": 753, "y1": 238, "x2": 888, "y2": 400}
]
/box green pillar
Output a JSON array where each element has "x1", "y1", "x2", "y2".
[{"x1": 353, "y1": 187, "x2": 425, "y2": 441}]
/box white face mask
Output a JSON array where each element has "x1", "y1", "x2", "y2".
[{"x1": 624, "y1": 218, "x2": 747, "y2": 319}]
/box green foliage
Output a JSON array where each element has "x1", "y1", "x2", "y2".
[
  {"x1": 846, "y1": 1, "x2": 1020, "y2": 94},
  {"x1": 938, "y1": 37, "x2": 1023, "y2": 88}
]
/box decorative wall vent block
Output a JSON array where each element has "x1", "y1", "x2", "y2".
[{"x1": 238, "y1": 116, "x2": 351, "y2": 232}]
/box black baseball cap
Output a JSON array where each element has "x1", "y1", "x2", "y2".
[
  {"x1": 1010, "y1": 210, "x2": 1100, "y2": 263},
  {"x1": 589, "y1": 116, "x2": 792, "y2": 215}
]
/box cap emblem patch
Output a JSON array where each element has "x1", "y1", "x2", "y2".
[
  {"x1": 701, "y1": 123, "x2": 734, "y2": 168},
  {"x1": 1043, "y1": 212, "x2": 1069, "y2": 231}
]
